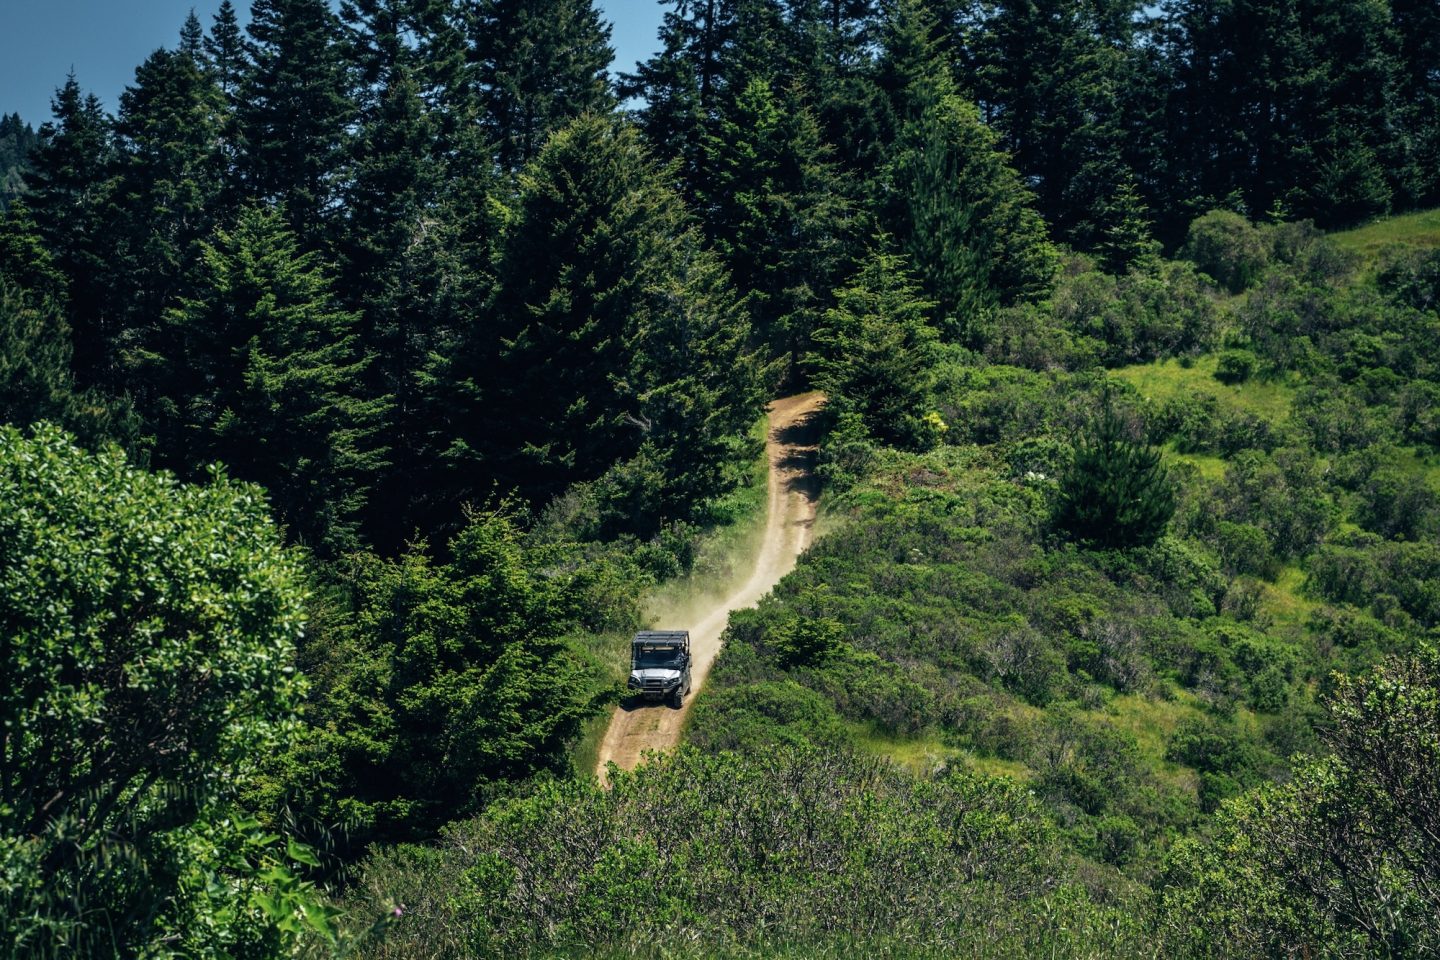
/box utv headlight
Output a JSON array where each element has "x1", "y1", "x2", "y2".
[{"x1": 627, "y1": 677, "x2": 640, "y2": 687}]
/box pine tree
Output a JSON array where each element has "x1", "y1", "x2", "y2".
[
  {"x1": 1390, "y1": 0, "x2": 1440, "y2": 207},
  {"x1": 1054, "y1": 389, "x2": 1175, "y2": 549},
  {"x1": 884, "y1": 93, "x2": 1058, "y2": 342},
  {"x1": 108, "y1": 46, "x2": 226, "y2": 393},
  {"x1": 0, "y1": 277, "x2": 75, "y2": 430},
  {"x1": 869, "y1": 0, "x2": 951, "y2": 132},
  {"x1": 807, "y1": 243, "x2": 940, "y2": 449},
  {"x1": 622, "y1": 0, "x2": 744, "y2": 195},
  {"x1": 25, "y1": 75, "x2": 114, "y2": 388},
  {"x1": 441, "y1": 115, "x2": 762, "y2": 528},
  {"x1": 971, "y1": 0, "x2": 1148, "y2": 251},
  {"x1": 239, "y1": 0, "x2": 355, "y2": 247},
  {"x1": 179, "y1": 10, "x2": 205, "y2": 60},
  {"x1": 167, "y1": 205, "x2": 390, "y2": 554},
  {"x1": 1096, "y1": 175, "x2": 1163, "y2": 272},
  {"x1": 782, "y1": 0, "x2": 879, "y2": 177},
  {"x1": 0, "y1": 202, "x2": 73, "y2": 426},
  {"x1": 0, "y1": 204, "x2": 130, "y2": 445},
  {"x1": 340, "y1": 0, "x2": 474, "y2": 547},
  {"x1": 701, "y1": 75, "x2": 859, "y2": 371},
  {"x1": 1163, "y1": 0, "x2": 1400, "y2": 226},
  {"x1": 469, "y1": 0, "x2": 615, "y2": 170},
  {"x1": 205, "y1": 0, "x2": 248, "y2": 97},
  {"x1": 0, "y1": 200, "x2": 65, "y2": 303},
  {"x1": 1, "y1": 113, "x2": 40, "y2": 208}
]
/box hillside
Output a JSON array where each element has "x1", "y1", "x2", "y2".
[
  {"x1": 334, "y1": 212, "x2": 1440, "y2": 957},
  {"x1": 2, "y1": 0, "x2": 1439, "y2": 956}
]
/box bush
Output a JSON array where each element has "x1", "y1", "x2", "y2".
[
  {"x1": 0, "y1": 425, "x2": 319, "y2": 956},
  {"x1": 1182, "y1": 210, "x2": 1271, "y2": 293},
  {"x1": 1213, "y1": 521, "x2": 1278, "y2": 579},
  {"x1": 1213, "y1": 349, "x2": 1257, "y2": 385},
  {"x1": 344, "y1": 747, "x2": 1104, "y2": 957},
  {"x1": 687, "y1": 679, "x2": 853, "y2": 754}
]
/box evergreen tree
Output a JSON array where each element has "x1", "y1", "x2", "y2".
[
  {"x1": 884, "y1": 94, "x2": 1058, "y2": 342},
  {"x1": 0, "y1": 204, "x2": 139, "y2": 447},
  {"x1": 179, "y1": 9, "x2": 205, "y2": 60},
  {"x1": 166, "y1": 205, "x2": 390, "y2": 555},
  {"x1": 25, "y1": 75, "x2": 115, "y2": 388},
  {"x1": 0, "y1": 203, "x2": 74, "y2": 428},
  {"x1": 1096, "y1": 175, "x2": 1163, "y2": 271},
  {"x1": 205, "y1": 0, "x2": 248, "y2": 96},
  {"x1": 1162, "y1": 0, "x2": 1400, "y2": 226},
  {"x1": 1390, "y1": 0, "x2": 1440, "y2": 206},
  {"x1": 971, "y1": 0, "x2": 1150, "y2": 252},
  {"x1": 108, "y1": 46, "x2": 226, "y2": 395},
  {"x1": 239, "y1": 0, "x2": 355, "y2": 246},
  {"x1": 701, "y1": 75, "x2": 860, "y2": 371},
  {"x1": 869, "y1": 0, "x2": 951, "y2": 133},
  {"x1": 441, "y1": 115, "x2": 762, "y2": 528},
  {"x1": 278, "y1": 507, "x2": 604, "y2": 849},
  {"x1": 204, "y1": 0, "x2": 250, "y2": 209},
  {"x1": 469, "y1": 0, "x2": 615, "y2": 170},
  {"x1": 0, "y1": 113, "x2": 40, "y2": 208},
  {"x1": 807, "y1": 244, "x2": 940, "y2": 449},
  {"x1": 1054, "y1": 389, "x2": 1175, "y2": 549},
  {"x1": 0, "y1": 277, "x2": 74, "y2": 430},
  {"x1": 781, "y1": 0, "x2": 880, "y2": 177},
  {"x1": 622, "y1": 0, "x2": 742, "y2": 195},
  {"x1": 340, "y1": 0, "x2": 476, "y2": 547},
  {"x1": 0, "y1": 200, "x2": 65, "y2": 303}
]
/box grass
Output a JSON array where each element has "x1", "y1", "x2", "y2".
[
  {"x1": 1255, "y1": 564, "x2": 1321, "y2": 632},
  {"x1": 1100, "y1": 692, "x2": 1195, "y2": 764},
  {"x1": 1162, "y1": 449, "x2": 1228, "y2": 482},
  {"x1": 1330, "y1": 207, "x2": 1440, "y2": 264},
  {"x1": 1112, "y1": 354, "x2": 1297, "y2": 423},
  {"x1": 849, "y1": 722, "x2": 1034, "y2": 780},
  {"x1": 851, "y1": 724, "x2": 959, "y2": 773},
  {"x1": 1393, "y1": 447, "x2": 1440, "y2": 493}
]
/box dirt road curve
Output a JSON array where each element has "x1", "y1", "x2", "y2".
[{"x1": 595, "y1": 392, "x2": 823, "y2": 782}]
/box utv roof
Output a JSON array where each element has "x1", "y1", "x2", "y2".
[{"x1": 633, "y1": 630, "x2": 690, "y2": 644}]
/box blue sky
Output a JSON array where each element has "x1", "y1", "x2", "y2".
[{"x1": 0, "y1": 1, "x2": 664, "y2": 127}]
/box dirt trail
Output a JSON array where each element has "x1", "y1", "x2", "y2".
[{"x1": 596, "y1": 392, "x2": 823, "y2": 782}]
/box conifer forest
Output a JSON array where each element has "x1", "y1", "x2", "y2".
[{"x1": 2, "y1": 0, "x2": 1439, "y2": 955}]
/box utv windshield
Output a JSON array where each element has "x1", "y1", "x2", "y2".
[{"x1": 634, "y1": 646, "x2": 683, "y2": 668}]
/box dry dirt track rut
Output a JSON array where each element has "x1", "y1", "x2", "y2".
[{"x1": 595, "y1": 392, "x2": 823, "y2": 782}]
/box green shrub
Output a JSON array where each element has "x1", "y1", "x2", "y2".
[
  {"x1": 1182, "y1": 210, "x2": 1271, "y2": 293},
  {"x1": 0, "y1": 425, "x2": 321, "y2": 956},
  {"x1": 345, "y1": 748, "x2": 1100, "y2": 957},
  {"x1": 1213, "y1": 521, "x2": 1278, "y2": 579},
  {"x1": 687, "y1": 680, "x2": 853, "y2": 754},
  {"x1": 1213, "y1": 349, "x2": 1257, "y2": 384}
]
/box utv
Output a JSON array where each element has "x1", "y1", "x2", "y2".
[{"x1": 627, "y1": 631, "x2": 693, "y2": 707}]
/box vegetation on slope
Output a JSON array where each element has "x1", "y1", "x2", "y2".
[{"x1": 1, "y1": 0, "x2": 1439, "y2": 954}]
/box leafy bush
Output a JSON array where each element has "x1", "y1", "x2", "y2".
[
  {"x1": 1182, "y1": 210, "x2": 1271, "y2": 293},
  {"x1": 1159, "y1": 648, "x2": 1440, "y2": 957},
  {"x1": 1213, "y1": 349, "x2": 1257, "y2": 384},
  {"x1": 343, "y1": 747, "x2": 1144, "y2": 958},
  {"x1": 687, "y1": 679, "x2": 853, "y2": 753},
  {"x1": 0, "y1": 426, "x2": 322, "y2": 956}
]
